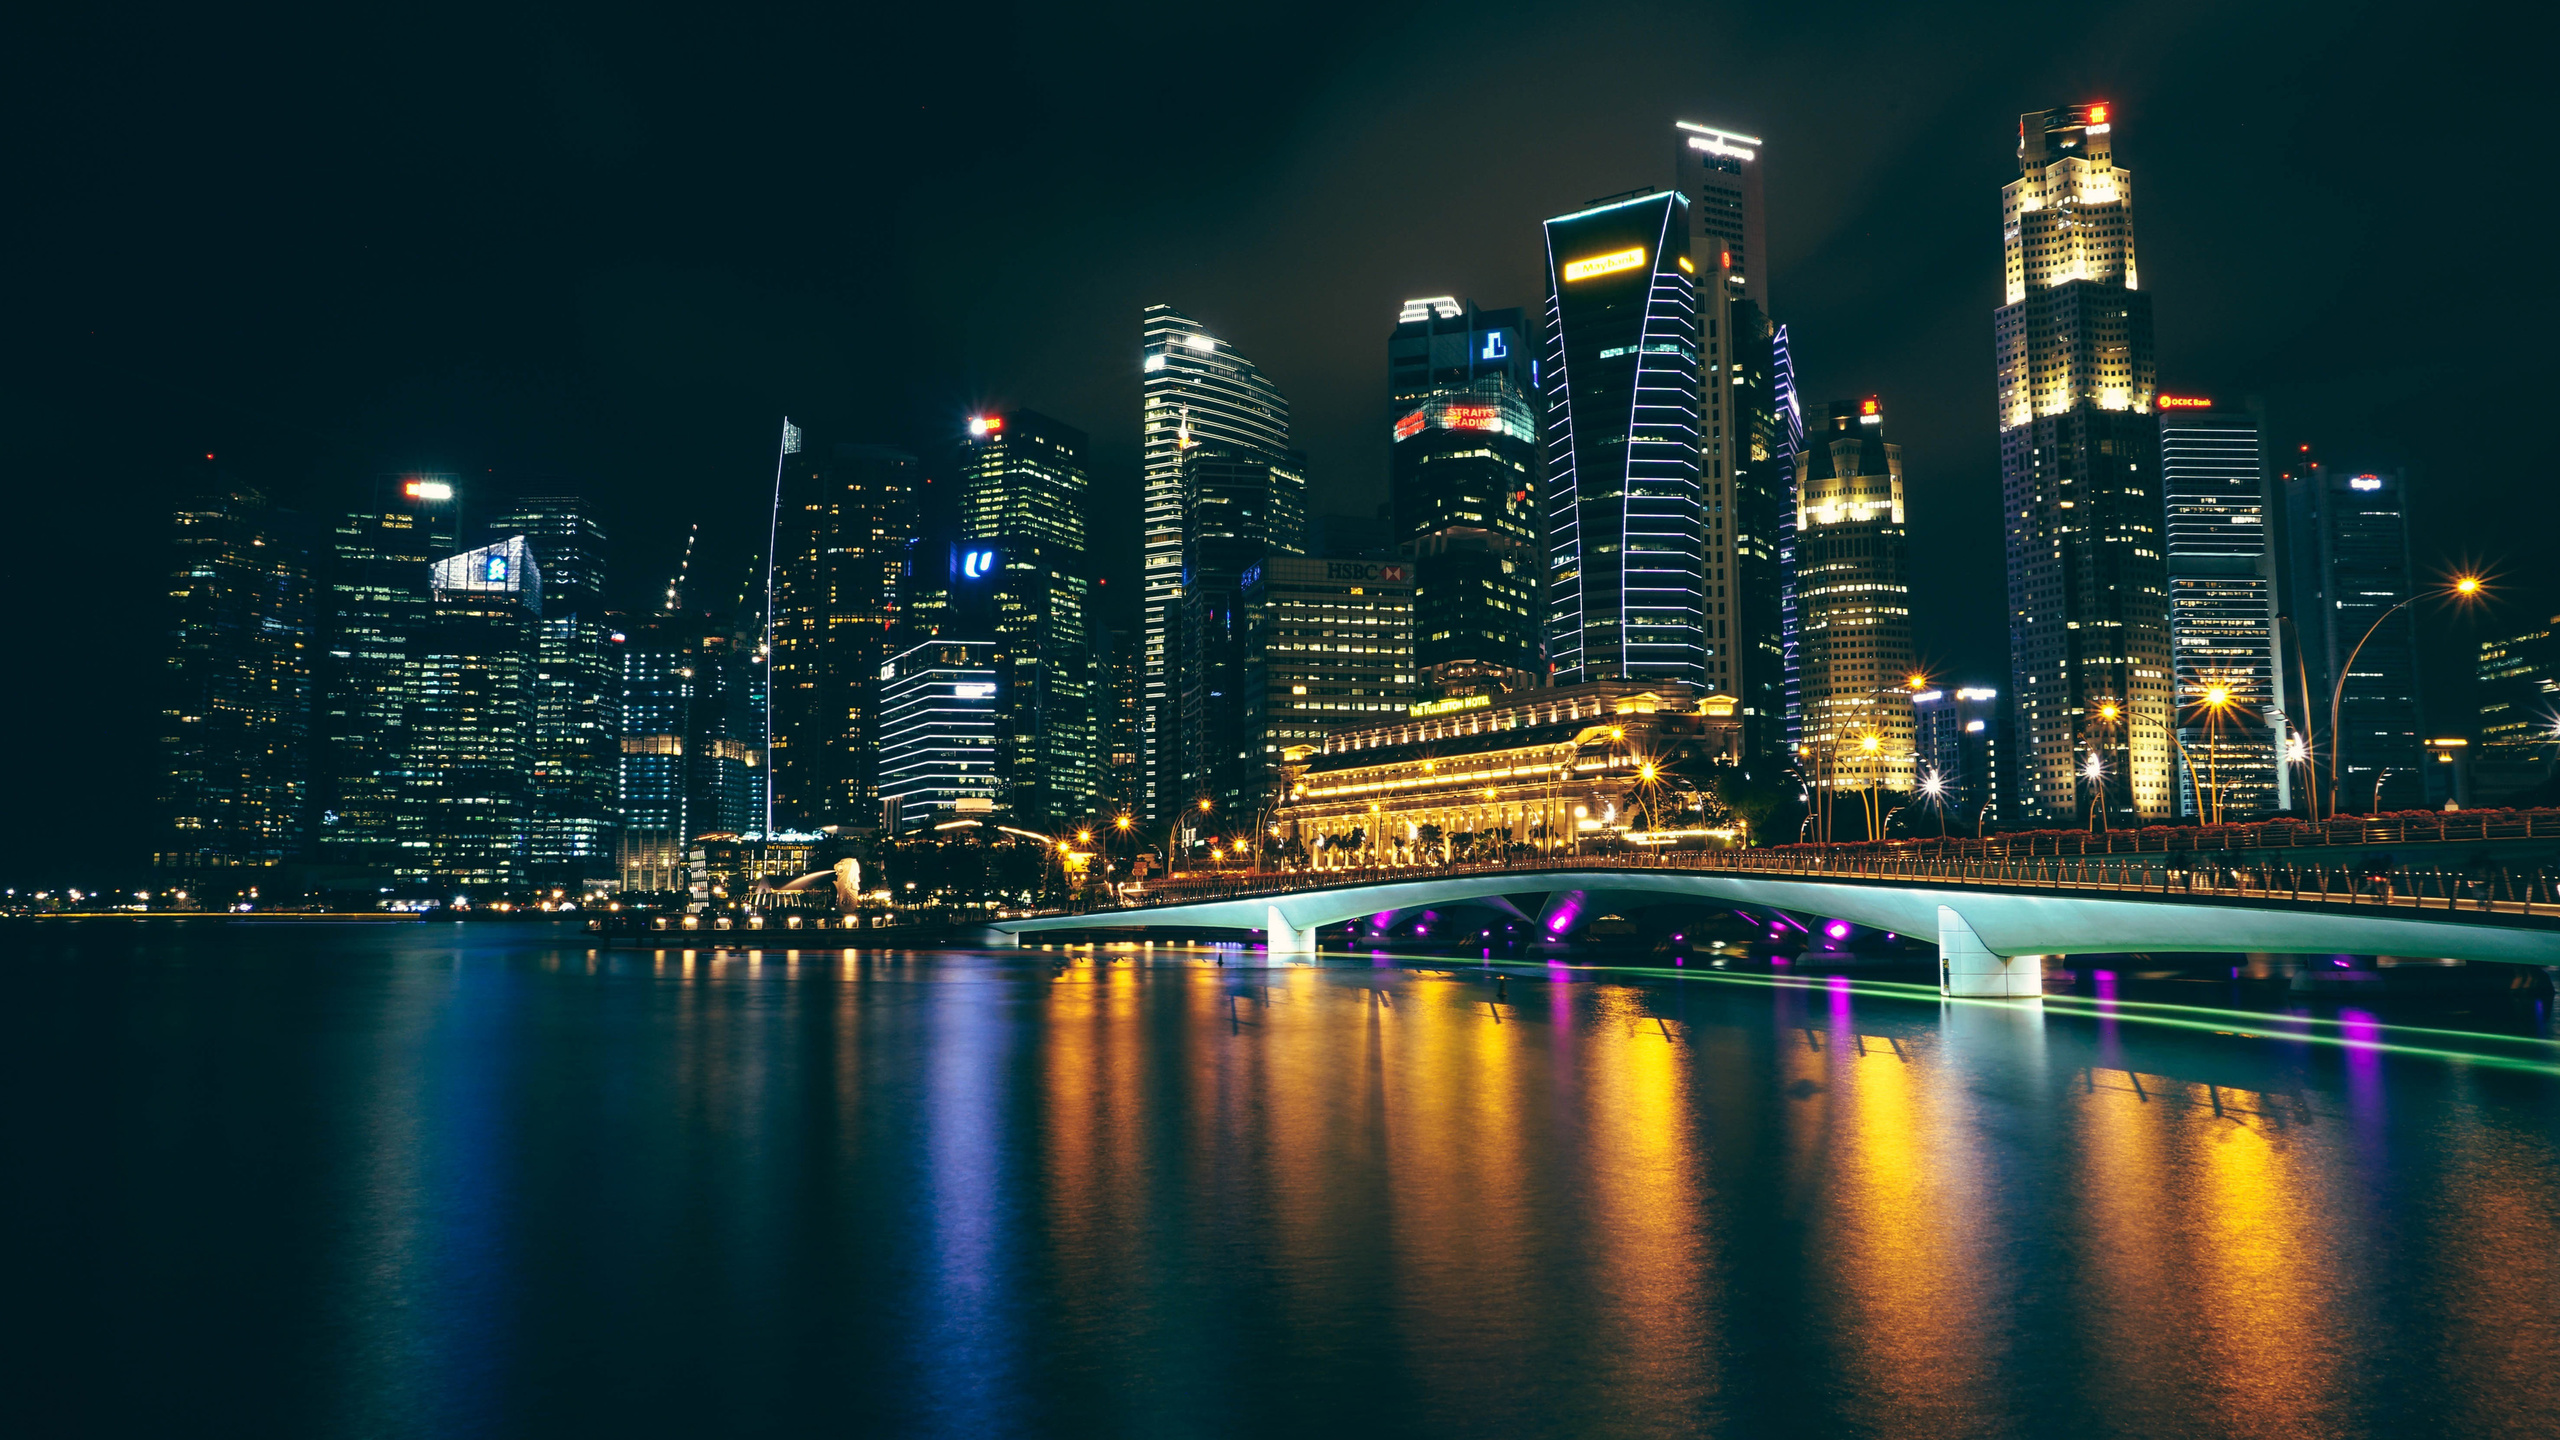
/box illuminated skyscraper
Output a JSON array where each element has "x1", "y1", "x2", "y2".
[
  {"x1": 404, "y1": 536, "x2": 540, "y2": 890},
  {"x1": 877, "y1": 638, "x2": 998, "y2": 832},
  {"x1": 486, "y1": 497, "x2": 620, "y2": 880},
  {"x1": 2285, "y1": 465, "x2": 2425, "y2": 812},
  {"x1": 1677, "y1": 122, "x2": 1789, "y2": 746},
  {"x1": 1996, "y1": 103, "x2": 2171, "y2": 824},
  {"x1": 1388, "y1": 296, "x2": 1540, "y2": 697},
  {"x1": 614, "y1": 617, "x2": 690, "y2": 892},
  {"x1": 154, "y1": 483, "x2": 316, "y2": 877},
  {"x1": 1244, "y1": 556, "x2": 1417, "y2": 799},
  {"x1": 1540, "y1": 190, "x2": 1707, "y2": 686},
  {"x1": 1141, "y1": 305, "x2": 1290, "y2": 819},
  {"x1": 962, "y1": 412, "x2": 1101, "y2": 826},
  {"x1": 1179, "y1": 444, "x2": 1308, "y2": 816},
  {"x1": 2158, "y1": 398, "x2": 2288, "y2": 819},
  {"x1": 769, "y1": 441, "x2": 916, "y2": 830},
  {"x1": 314, "y1": 474, "x2": 461, "y2": 875},
  {"x1": 962, "y1": 410, "x2": 1088, "y2": 553},
  {"x1": 2476, "y1": 617, "x2": 2560, "y2": 802},
  {"x1": 1795, "y1": 400, "x2": 1916, "y2": 801}
]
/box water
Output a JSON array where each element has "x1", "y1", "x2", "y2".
[{"x1": 8, "y1": 922, "x2": 2559, "y2": 1439}]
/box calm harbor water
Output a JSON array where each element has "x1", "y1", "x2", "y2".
[{"x1": 8, "y1": 921, "x2": 2559, "y2": 1439}]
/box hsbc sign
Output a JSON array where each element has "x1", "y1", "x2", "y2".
[{"x1": 1326, "y1": 561, "x2": 1410, "y2": 584}]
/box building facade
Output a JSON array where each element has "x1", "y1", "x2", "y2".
[
  {"x1": 1385, "y1": 300, "x2": 1542, "y2": 697},
  {"x1": 1913, "y1": 687, "x2": 2001, "y2": 826},
  {"x1": 1996, "y1": 103, "x2": 2172, "y2": 824},
  {"x1": 1541, "y1": 190, "x2": 1707, "y2": 687},
  {"x1": 314, "y1": 475, "x2": 461, "y2": 875},
  {"x1": 963, "y1": 410, "x2": 1088, "y2": 552},
  {"x1": 155, "y1": 484, "x2": 316, "y2": 876},
  {"x1": 404, "y1": 536, "x2": 541, "y2": 891},
  {"x1": 615, "y1": 616, "x2": 692, "y2": 892},
  {"x1": 487, "y1": 496, "x2": 620, "y2": 879},
  {"x1": 2157, "y1": 399, "x2": 2288, "y2": 820},
  {"x1": 1276, "y1": 682, "x2": 1740, "y2": 867},
  {"x1": 1242, "y1": 555, "x2": 1418, "y2": 819},
  {"x1": 1141, "y1": 305, "x2": 1291, "y2": 820},
  {"x1": 2476, "y1": 617, "x2": 2558, "y2": 802},
  {"x1": 877, "y1": 638, "x2": 999, "y2": 832},
  {"x1": 1179, "y1": 443, "x2": 1308, "y2": 817},
  {"x1": 2286, "y1": 466, "x2": 2425, "y2": 811},
  {"x1": 1793, "y1": 400, "x2": 1917, "y2": 799},
  {"x1": 769, "y1": 441, "x2": 917, "y2": 832}
]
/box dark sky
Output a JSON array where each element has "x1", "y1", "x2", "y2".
[{"x1": 6, "y1": 0, "x2": 2544, "y2": 878}]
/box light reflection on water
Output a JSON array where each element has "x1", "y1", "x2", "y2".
[{"x1": 7, "y1": 924, "x2": 2559, "y2": 1439}]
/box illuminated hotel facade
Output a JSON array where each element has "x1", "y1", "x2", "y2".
[
  {"x1": 1141, "y1": 305, "x2": 1291, "y2": 821},
  {"x1": 1540, "y1": 191, "x2": 1708, "y2": 687},
  {"x1": 1996, "y1": 103, "x2": 2172, "y2": 823},
  {"x1": 1794, "y1": 400, "x2": 1916, "y2": 797},
  {"x1": 1276, "y1": 683, "x2": 1741, "y2": 866},
  {"x1": 2158, "y1": 397, "x2": 2288, "y2": 819}
]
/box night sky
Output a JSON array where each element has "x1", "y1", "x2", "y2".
[{"x1": 6, "y1": 0, "x2": 2542, "y2": 879}]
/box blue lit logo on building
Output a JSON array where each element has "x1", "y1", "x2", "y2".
[
  {"x1": 1481, "y1": 331, "x2": 1508, "y2": 361},
  {"x1": 961, "y1": 549, "x2": 996, "y2": 579},
  {"x1": 485, "y1": 554, "x2": 509, "y2": 582}
]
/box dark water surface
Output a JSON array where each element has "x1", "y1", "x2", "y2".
[{"x1": 9, "y1": 922, "x2": 2559, "y2": 1439}]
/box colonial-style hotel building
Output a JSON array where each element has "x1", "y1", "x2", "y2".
[{"x1": 1275, "y1": 682, "x2": 1742, "y2": 866}]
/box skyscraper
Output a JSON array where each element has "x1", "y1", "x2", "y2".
[
  {"x1": 769, "y1": 441, "x2": 916, "y2": 830},
  {"x1": 2476, "y1": 617, "x2": 2560, "y2": 802},
  {"x1": 405, "y1": 536, "x2": 540, "y2": 890},
  {"x1": 2158, "y1": 398, "x2": 2288, "y2": 820},
  {"x1": 1795, "y1": 400, "x2": 1916, "y2": 803},
  {"x1": 1996, "y1": 103, "x2": 2171, "y2": 824},
  {"x1": 487, "y1": 496, "x2": 620, "y2": 880},
  {"x1": 1772, "y1": 325, "x2": 1809, "y2": 748},
  {"x1": 1913, "y1": 686, "x2": 2001, "y2": 825},
  {"x1": 1142, "y1": 305, "x2": 1290, "y2": 819},
  {"x1": 1678, "y1": 122, "x2": 1788, "y2": 746},
  {"x1": 614, "y1": 617, "x2": 691, "y2": 892},
  {"x1": 961, "y1": 412, "x2": 1101, "y2": 827},
  {"x1": 314, "y1": 474, "x2": 461, "y2": 875},
  {"x1": 1387, "y1": 297, "x2": 1540, "y2": 697},
  {"x1": 876, "y1": 638, "x2": 998, "y2": 832},
  {"x1": 1179, "y1": 444, "x2": 1308, "y2": 816},
  {"x1": 1244, "y1": 556, "x2": 1417, "y2": 798},
  {"x1": 2285, "y1": 465, "x2": 2425, "y2": 812},
  {"x1": 155, "y1": 483, "x2": 315, "y2": 877},
  {"x1": 1541, "y1": 190, "x2": 1707, "y2": 687}
]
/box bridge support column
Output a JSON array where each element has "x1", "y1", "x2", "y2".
[
  {"x1": 1938, "y1": 905, "x2": 2043, "y2": 998},
  {"x1": 1266, "y1": 907, "x2": 1319, "y2": 959}
]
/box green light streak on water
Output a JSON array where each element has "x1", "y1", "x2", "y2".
[{"x1": 1477, "y1": 958, "x2": 2560, "y2": 1079}]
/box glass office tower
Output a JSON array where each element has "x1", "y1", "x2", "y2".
[
  {"x1": 405, "y1": 536, "x2": 541, "y2": 891},
  {"x1": 2285, "y1": 465, "x2": 2425, "y2": 812},
  {"x1": 1540, "y1": 190, "x2": 1707, "y2": 686},
  {"x1": 487, "y1": 496, "x2": 620, "y2": 879},
  {"x1": 1141, "y1": 305, "x2": 1290, "y2": 820},
  {"x1": 315, "y1": 474, "x2": 461, "y2": 876},
  {"x1": 2158, "y1": 399, "x2": 2287, "y2": 819},
  {"x1": 769, "y1": 441, "x2": 917, "y2": 831}
]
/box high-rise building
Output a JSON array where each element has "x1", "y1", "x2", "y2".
[
  {"x1": 404, "y1": 536, "x2": 541, "y2": 890},
  {"x1": 1675, "y1": 122, "x2": 1768, "y2": 307},
  {"x1": 1142, "y1": 305, "x2": 1290, "y2": 820},
  {"x1": 769, "y1": 442, "x2": 917, "y2": 831},
  {"x1": 486, "y1": 497, "x2": 620, "y2": 880},
  {"x1": 1387, "y1": 297, "x2": 1542, "y2": 697},
  {"x1": 2477, "y1": 617, "x2": 2560, "y2": 802},
  {"x1": 614, "y1": 616, "x2": 691, "y2": 892},
  {"x1": 1772, "y1": 325, "x2": 1809, "y2": 748},
  {"x1": 1794, "y1": 400, "x2": 1916, "y2": 801},
  {"x1": 686, "y1": 615, "x2": 765, "y2": 839},
  {"x1": 877, "y1": 638, "x2": 999, "y2": 832},
  {"x1": 960, "y1": 413, "x2": 1101, "y2": 828},
  {"x1": 1541, "y1": 190, "x2": 1707, "y2": 687},
  {"x1": 962, "y1": 410, "x2": 1089, "y2": 552},
  {"x1": 155, "y1": 483, "x2": 316, "y2": 876},
  {"x1": 1179, "y1": 444, "x2": 1308, "y2": 815},
  {"x1": 1100, "y1": 626, "x2": 1143, "y2": 817},
  {"x1": 1913, "y1": 687, "x2": 2002, "y2": 825},
  {"x1": 1243, "y1": 556, "x2": 1418, "y2": 812},
  {"x1": 1996, "y1": 103, "x2": 2171, "y2": 824},
  {"x1": 2285, "y1": 465, "x2": 2425, "y2": 812},
  {"x1": 314, "y1": 474, "x2": 462, "y2": 875},
  {"x1": 2157, "y1": 398, "x2": 2289, "y2": 820}
]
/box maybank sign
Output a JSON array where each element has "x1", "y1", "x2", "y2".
[
  {"x1": 1408, "y1": 694, "x2": 1492, "y2": 718},
  {"x1": 1562, "y1": 246, "x2": 1647, "y2": 282}
]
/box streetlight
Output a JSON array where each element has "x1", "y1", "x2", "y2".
[
  {"x1": 2197, "y1": 684, "x2": 2234, "y2": 825},
  {"x1": 1918, "y1": 767, "x2": 1949, "y2": 840},
  {"x1": 2083, "y1": 751, "x2": 2108, "y2": 833},
  {"x1": 2327, "y1": 574, "x2": 2482, "y2": 816}
]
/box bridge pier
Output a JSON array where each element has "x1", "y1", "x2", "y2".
[
  {"x1": 1266, "y1": 907, "x2": 1319, "y2": 959},
  {"x1": 1938, "y1": 905, "x2": 2044, "y2": 998}
]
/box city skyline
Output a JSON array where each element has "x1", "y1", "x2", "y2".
[{"x1": 9, "y1": 5, "x2": 2547, "y2": 881}]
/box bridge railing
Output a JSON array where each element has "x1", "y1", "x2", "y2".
[
  {"x1": 1794, "y1": 807, "x2": 2560, "y2": 861},
  {"x1": 1045, "y1": 845, "x2": 2560, "y2": 925}
]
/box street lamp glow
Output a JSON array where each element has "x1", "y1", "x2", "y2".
[
  {"x1": 1114, "y1": 815, "x2": 1133, "y2": 831},
  {"x1": 2099, "y1": 702, "x2": 2119, "y2": 721},
  {"x1": 2202, "y1": 685, "x2": 2230, "y2": 708},
  {"x1": 2455, "y1": 575, "x2": 2482, "y2": 596}
]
